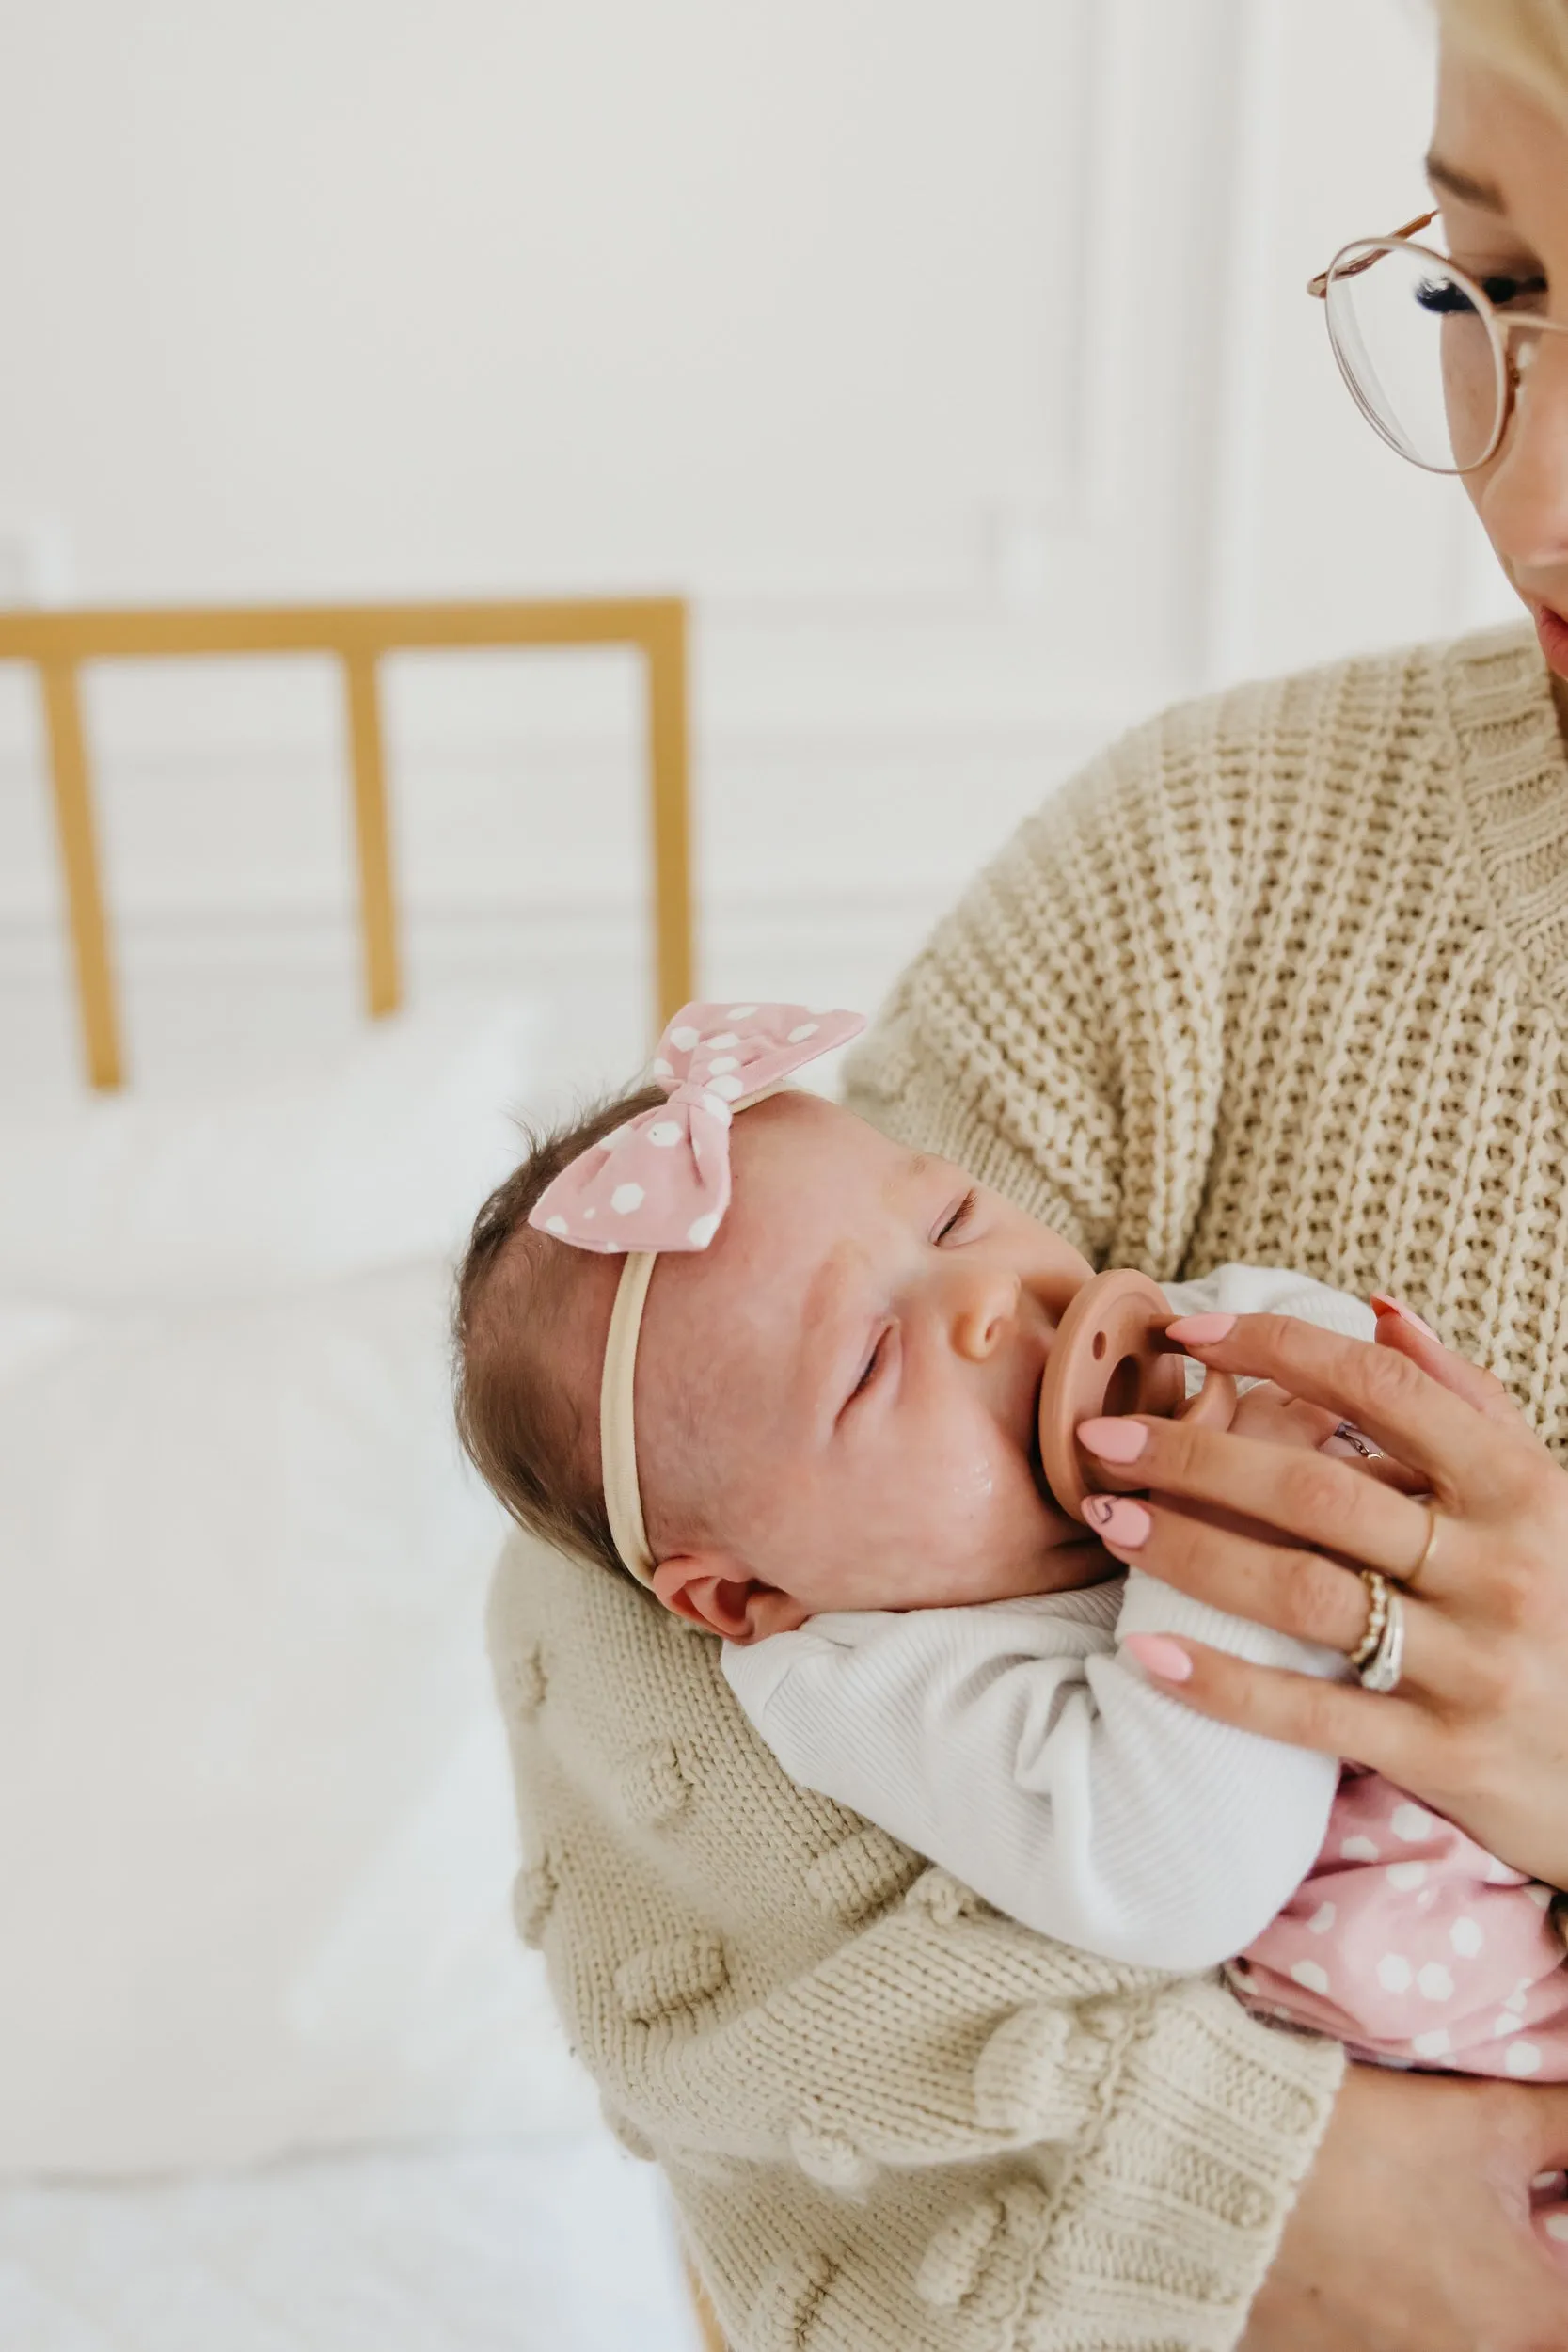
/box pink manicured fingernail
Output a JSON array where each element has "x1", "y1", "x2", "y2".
[
  {"x1": 1077, "y1": 1416, "x2": 1148, "y2": 1463},
  {"x1": 1370, "y1": 1293, "x2": 1441, "y2": 1343},
  {"x1": 1164, "y1": 1312, "x2": 1236, "y2": 1346},
  {"x1": 1123, "y1": 1633, "x2": 1194, "y2": 1684},
  {"x1": 1083, "y1": 1495, "x2": 1152, "y2": 1548}
]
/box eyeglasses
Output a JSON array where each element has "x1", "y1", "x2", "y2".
[{"x1": 1308, "y1": 209, "x2": 1568, "y2": 474}]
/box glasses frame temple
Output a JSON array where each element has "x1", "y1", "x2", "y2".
[{"x1": 1307, "y1": 209, "x2": 1438, "y2": 299}]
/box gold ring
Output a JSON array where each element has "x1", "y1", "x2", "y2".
[
  {"x1": 1350, "y1": 1567, "x2": 1390, "y2": 1670},
  {"x1": 1402, "y1": 1501, "x2": 1441, "y2": 1594},
  {"x1": 1359, "y1": 1587, "x2": 1406, "y2": 1695}
]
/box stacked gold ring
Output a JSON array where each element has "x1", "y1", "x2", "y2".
[
  {"x1": 1351, "y1": 1567, "x2": 1406, "y2": 1693},
  {"x1": 1350, "y1": 1568, "x2": 1390, "y2": 1670}
]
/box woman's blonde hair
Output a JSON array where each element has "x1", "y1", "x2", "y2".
[{"x1": 1438, "y1": 0, "x2": 1568, "y2": 118}]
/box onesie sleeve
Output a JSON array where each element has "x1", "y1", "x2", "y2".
[
  {"x1": 1163, "y1": 1262, "x2": 1381, "y2": 1343},
  {"x1": 725, "y1": 1575, "x2": 1339, "y2": 1972}
]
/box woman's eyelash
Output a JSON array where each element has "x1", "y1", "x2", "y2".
[
  {"x1": 936, "y1": 1187, "x2": 977, "y2": 1242},
  {"x1": 851, "y1": 1331, "x2": 886, "y2": 1398},
  {"x1": 1485, "y1": 271, "x2": 1549, "y2": 308},
  {"x1": 1420, "y1": 268, "x2": 1548, "y2": 315}
]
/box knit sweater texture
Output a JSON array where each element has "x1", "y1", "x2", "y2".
[{"x1": 490, "y1": 623, "x2": 1567, "y2": 2351}]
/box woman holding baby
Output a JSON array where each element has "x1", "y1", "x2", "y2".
[{"x1": 477, "y1": 4, "x2": 1568, "y2": 2344}]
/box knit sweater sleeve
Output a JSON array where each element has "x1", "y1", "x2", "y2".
[
  {"x1": 843, "y1": 694, "x2": 1243, "y2": 1273},
  {"x1": 492, "y1": 1529, "x2": 1345, "y2": 2352}
]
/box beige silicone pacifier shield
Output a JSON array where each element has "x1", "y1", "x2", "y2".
[{"x1": 1037, "y1": 1267, "x2": 1234, "y2": 1520}]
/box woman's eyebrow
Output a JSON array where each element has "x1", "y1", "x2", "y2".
[{"x1": 1425, "y1": 151, "x2": 1505, "y2": 212}]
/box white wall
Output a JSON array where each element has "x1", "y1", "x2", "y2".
[{"x1": 0, "y1": 0, "x2": 1520, "y2": 1101}]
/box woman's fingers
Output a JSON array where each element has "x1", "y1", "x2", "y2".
[
  {"x1": 1242, "y1": 2069, "x2": 1568, "y2": 2350},
  {"x1": 1524, "y1": 2086, "x2": 1568, "y2": 2180},
  {"x1": 1091, "y1": 1496, "x2": 1478, "y2": 1695},
  {"x1": 1352, "y1": 1454, "x2": 1433, "y2": 1496},
  {"x1": 1533, "y1": 2204, "x2": 1568, "y2": 2278},
  {"x1": 1117, "y1": 1631, "x2": 1433, "y2": 1780},
  {"x1": 1077, "y1": 1408, "x2": 1457, "y2": 1597},
  {"x1": 1163, "y1": 1311, "x2": 1531, "y2": 1510},
  {"x1": 1372, "y1": 1301, "x2": 1525, "y2": 1426},
  {"x1": 1085, "y1": 1494, "x2": 1362, "y2": 1645}
]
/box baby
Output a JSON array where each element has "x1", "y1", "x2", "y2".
[{"x1": 456, "y1": 1001, "x2": 1568, "y2": 2112}]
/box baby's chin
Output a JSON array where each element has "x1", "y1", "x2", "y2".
[
  {"x1": 974, "y1": 1527, "x2": 1117, "y2": 1603},
  {"x1": 1034, "y1": 1534, "x2": 1121, "y2": 1593},
  {"x1": 1026, "y1": 1439, "x2": 1101, "y2": 1561},
  {"x1": 947, "y1": 1494, "x2": 1115, "y2": 1606}
]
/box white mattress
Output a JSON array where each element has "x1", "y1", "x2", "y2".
[{"x1": 0, "y1": 2134, "x2": 700, "y2": 2352}]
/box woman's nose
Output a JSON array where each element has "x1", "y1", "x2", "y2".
[
  {"x1": 950, "y1": 1267, "x2": 1021, "y2": 1361},
  {"x1": 1476, "y1": 331, "x2": 1568, "y2": 570}
]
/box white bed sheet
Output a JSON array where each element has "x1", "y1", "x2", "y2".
[
  {"x1": 0, "y1": 2132, "x2": 699, "y2": 2352},
  {"x1": 1, "y1": 1000, "x2": 594, "y2": 2177}
]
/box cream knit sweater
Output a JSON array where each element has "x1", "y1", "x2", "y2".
[{"x1": 490, "y1": 623, "x2": 1568, "y2": 2351}]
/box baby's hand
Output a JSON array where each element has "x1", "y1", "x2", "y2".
[
  {"x1": 1226, "y1": 1376, "x2": 1343, "y2": 1452},
  {"x1": 1207, "y1": 1372, "x2": 1376, "y2": 1463}
]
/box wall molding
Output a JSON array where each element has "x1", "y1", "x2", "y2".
[
  {"x1": 0, "y1": 886, "x2": 950, "y2": 976},
  {"x1": 0, "y1": 887, "x2": 954, "y2": 1097}
]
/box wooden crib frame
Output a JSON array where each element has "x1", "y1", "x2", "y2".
[
  {"x1": 0, "y1": 589, "x2": 727, "y2": 2346},
  {"x1": 0, "y1": 596, "x2": 694, "y2": 1089}
]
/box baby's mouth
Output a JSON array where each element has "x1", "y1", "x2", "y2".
[
  {"x1": 1026, "y1": 1359, "x2": 1099, "y2": 1543},
  {"x1": 1026, "y1": 1370, "x2": 1053, "y2": 1505}
]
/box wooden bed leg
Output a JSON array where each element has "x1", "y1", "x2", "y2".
[
  {"x1": 341, "y1": 648, "x2": 402, "y2": 1018},
  {"x1": 40, "y1": 657, "x2": 123, "y2": 1089},
  {"x1": 643, "y1": 599, "x2": 694, "y2": 1031}
]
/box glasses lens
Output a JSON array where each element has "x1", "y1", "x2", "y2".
[{"x1": 1325, "y1": 243, "x2": 1504, "y2": 473}]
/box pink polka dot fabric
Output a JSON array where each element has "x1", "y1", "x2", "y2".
[
  {"x1": 528, "y1": 1000, "x2": 865, "y2": 1255},
  {"x1": 1233, "y1": 1767, "x2": 1568, "y2": 2079}
]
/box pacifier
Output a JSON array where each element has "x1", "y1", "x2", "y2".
[{"x1": 1037, "y1": 1268, "x2": 1238, "y2": 1520}]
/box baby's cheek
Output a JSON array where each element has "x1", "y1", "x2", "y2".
[
  {"x1": 937, "y1": 1432, "x2": 1039, "y2": 1550},
  {"x1": 862, "y1": 1450, "x2": 997, "y2": 1588},
  {"x1": 942, "y1": 1446, "x2": 1055, "y2": 1579}
]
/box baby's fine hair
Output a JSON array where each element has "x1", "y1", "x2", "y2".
[{"x1": 452, "y1": 1082, "x2": 665, "y2": 1581}]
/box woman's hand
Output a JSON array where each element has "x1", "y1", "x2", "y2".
[
  {"x1": 1245, "y1": 2068, "x2": 1568, "y2": 2350},
  {"x1": 1077, "y1": 1302, "x2": 1568, "y2": 1886}
]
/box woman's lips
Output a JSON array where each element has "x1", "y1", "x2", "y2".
[{"x1": 1530, "y1": 599, "x2": 1568, "y2": 677}]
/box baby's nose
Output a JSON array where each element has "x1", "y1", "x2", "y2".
[{"x1": 952, "y1": 1269, "x2": 1021, "y2": 1360}]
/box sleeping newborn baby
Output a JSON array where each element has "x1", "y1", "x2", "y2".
[{"x1": 455, "y1": 1002, "x2": 1568, "y2": 2101}]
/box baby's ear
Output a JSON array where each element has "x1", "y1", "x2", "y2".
[{"x1": 652, "y1": 1554, "x2": 811, "y2": 1643}]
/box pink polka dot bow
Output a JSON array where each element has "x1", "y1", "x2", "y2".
[{"x1": 528, "y1": 1000, "x2": 867, "y2": 1255}]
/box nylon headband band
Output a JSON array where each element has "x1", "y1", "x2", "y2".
[
  {"x1": 600, "y1": 1248, "x2": 657, "y2": 1585},
  {"x1": 597, "y1": 1083, "x2": 782, "y2": 1589}
]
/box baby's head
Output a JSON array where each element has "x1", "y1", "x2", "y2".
[{"x1": 455, "y1": 1009, "x2": 1106, "y2": 1642}]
